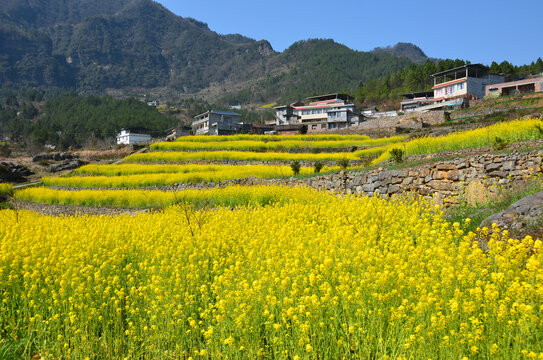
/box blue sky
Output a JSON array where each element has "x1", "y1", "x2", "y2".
[{"x1": 155, "y1": 0, "x2": 542, "y2": 66}]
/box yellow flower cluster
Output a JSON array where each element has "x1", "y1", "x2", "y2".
[
  {"x1": 124, "y1": 150, "x2": 361, "y2": 163},
  {"x1": 150, "y1": 137, "x2": 405, "y2": 151},
  {"x1": 15, "y1": 185, "x2": 321, "y2": 209},
  {"x1": 1, "y1": 190, "x2": 542, "y2": 359},
  {"x1": 73, "y1": 163, "x2": 269, "y2": 176},
  {"x1": 374, "y1": 117, "x2": 543, "y2": 164},
  {"x1": 43, "y1": 164, "x2": 337, "y2": 188}
]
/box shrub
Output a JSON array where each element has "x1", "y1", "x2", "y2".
[
  {"x1": 0, "y1": 183, "x2": 13, "y2": 202},
  {"x1": 492, "y1": 136, "x2": 508, "y2": 151},
  {"x1": 337, "y1": 158, "x2": 349, "y2": 170},
  {"x1": 290, "y1": 161, "x2": 301, "y2": 175},
  {"x1": 313, "y1": 161, "x2": 324, "y2": 173},
  {"x1": 389, "y1": 148, "x2": 405, "y2": 163}
]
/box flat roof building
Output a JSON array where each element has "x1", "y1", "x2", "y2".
[
  {"x1": 486, "y1": 76, "x2": 543, "y2": 96},
  {"x1": 192, "y1": 110, "x2": 242, "y2": 136},
  {"x1": 116, "y1": 128, "x2": 151, "y2": 145},
  {"x1": 399, "y1": 91, "x2": 434, "y2": 111},
  {"x1": 274, "y1": 93, "x2": 362, "y2": 133},
  {"x1": 431, "y1": 64, "x2": 504, "y2": 101}
]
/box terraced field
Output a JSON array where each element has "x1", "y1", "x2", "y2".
[{"x1": 2, "y1": 118, "x2": 543, "y2": 359}]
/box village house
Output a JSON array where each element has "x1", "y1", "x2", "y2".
[
  {"x1": 192, "y1": 110, "x2": 242, "y2": 135},
  {"x1": 116, "y1": 128, "x2": 151, "y2": 145},
  {"x1": 399, "y1": 91, "x2": 435, "y2": 111},
  {"x1": 486, "y1": 75, "x2": 543, "y2": 96},
  {"x1": 432, "y1": 64, "x2": 504, "y2": 101},
  {"x1": 274, "y1": 93, "x2": 362, "y2": 133}
]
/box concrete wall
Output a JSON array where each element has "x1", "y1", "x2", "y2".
[{"x1": 355, "y1": 111, "x2": 447, "y2": 132}]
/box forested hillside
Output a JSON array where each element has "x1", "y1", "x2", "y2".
[
  {"x1": 0, "y1": 94, "x2": 178, "y2": 149},
  {"x1": 218, "y1": 39, "x2": 412, "y2": 105},
  {"x1": 0, "y1": 0, "x2": 413, "y2": 102}
]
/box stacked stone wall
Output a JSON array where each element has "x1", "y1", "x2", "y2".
[{"x1": 174, "y1": 148, "x2": 543, "y2": 206}]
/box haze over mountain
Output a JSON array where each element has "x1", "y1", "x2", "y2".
[{"x1": 0, "y1": 0, "x2": 428, "y2": 103}]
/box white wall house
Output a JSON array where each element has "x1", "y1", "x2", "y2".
[{"x1": 116, "y1": 129, "x2": 151, "y2": 145}]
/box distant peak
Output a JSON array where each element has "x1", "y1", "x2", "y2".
[{"x1": 372, "y1": 42, "x2": 428, "y2": 64}]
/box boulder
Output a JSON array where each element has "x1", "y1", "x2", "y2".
[
  {"x1": 0, "y1": 162, "x2": 34, "y2": 182},
  {"x1": 49, "y1": 159, "x2": 88, "y2": 173},
  {"x1": 481, "y1": 191, "x2": 543, "y2": 238},
  {"x1": 33, "y1": 152, "x2": 76, "y2": 163}
]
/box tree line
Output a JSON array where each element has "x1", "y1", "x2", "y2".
[
  {"x1": 354, "y1": 58, "x2": 543, "y2": 105},
  {"x1": 0, "y1": 94, "x2": 178, "y2": 149}
]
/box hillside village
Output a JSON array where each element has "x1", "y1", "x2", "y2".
[
  {"x1": 115, "y1": 63, "x2": 543, "y2": 143},
  {"x1": 2, "y1": 1, "x2": 543, "y2": 359}
]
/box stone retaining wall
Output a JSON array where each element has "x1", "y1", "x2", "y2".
[{"x1": 174, "y1": 149, "x2": 543, "y2": 206}]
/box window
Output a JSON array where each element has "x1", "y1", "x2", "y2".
[
  {"x1": 302, "y1": 110, "x2": 310, "y2": 115},
  {"x1": 311, "y1": 124, "x2": 317, "y2": 130},
  {"x1": 321, "y1": 124, "x2": 326, "y2": 129},
  {"x1": 457, "y1": 82, "x2": 464, "y2": 91}
]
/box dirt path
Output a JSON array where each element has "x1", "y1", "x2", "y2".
[{"x1": 12, "y1": 201, "x2": 152, "y2": 217}]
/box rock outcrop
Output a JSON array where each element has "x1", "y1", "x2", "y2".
[
  {"x1": 0, "y1": 162, "x2": 34, "y2": 182},
  {"x1": 481, "y1": 191, "x2": 543, "y2": 238}
]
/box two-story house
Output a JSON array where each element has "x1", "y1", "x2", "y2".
[
  {"x1": 274, "y1": 93, "x2": 362, "y2": 132},
  {"x1": 431, "y1": 64, "x2": 504, "y2": 101},
  {"x1": 116, "y1": 128, "x2": 151, "y2": 145},
  {"x1": 192, "y1": 110, "x2": 242, "y2": 136}
]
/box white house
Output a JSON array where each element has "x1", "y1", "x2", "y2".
[{"x1": 116, "y1": 129, "x2": 151, "y2": 145}]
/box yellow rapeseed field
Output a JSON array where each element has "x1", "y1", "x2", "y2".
[
  {"x1": 14, "y1": 185, "x2": 321, "y2": 209},
  {"x1": 1, "y1": 189, "x2": 542, "y2": 359},
  {"x1": 174, "y1": 134, "x2": 370, "y2": 142},
  {"x1": 374, "y1": 117, "x2": 543, "y2": 164},
  {"x1": 150, "y1": 137, "x2": 405, "y2": 151},
  {"x1": 42, "y1": 164, "x2": 337, "y2": 188},
  {"x1": 123, "y1": 150, "x2": 361, "y2": 163}
]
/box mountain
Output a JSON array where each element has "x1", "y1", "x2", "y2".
[
  {"x1": 219, "y1": 39, "x2": 413, "y2": 105},
  {"x1": 372, "y1": 42, "x2": 434, "y2": 64},
  {"x1": 0, "y1": 0, "x2": 415, "y2": 103}
]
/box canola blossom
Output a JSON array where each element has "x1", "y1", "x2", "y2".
[
  {"x1": 1, "y1": 191, "x2": 542, "y2": 359},
  {"x1": 123, "y1": 150, "x2": 362, "y2": 163},
  {"x1": 42, "y1": 164, "x2": 337, "y2": 188},
  {"x1": 72, "y1": 163, "x2": 290, "y2": 177},
  {"x1": 373, "y1": 117, "x2": 543, "y2": 164},
  {"x1": 151, "y1": 137, "x2": 405, "y2": 151},
  {"x1": 14, "y1": 185, "x2": 321, "y2": 209},
  {"x1": 174, "y1": 134, "x2": 370, "y2": 142}
]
